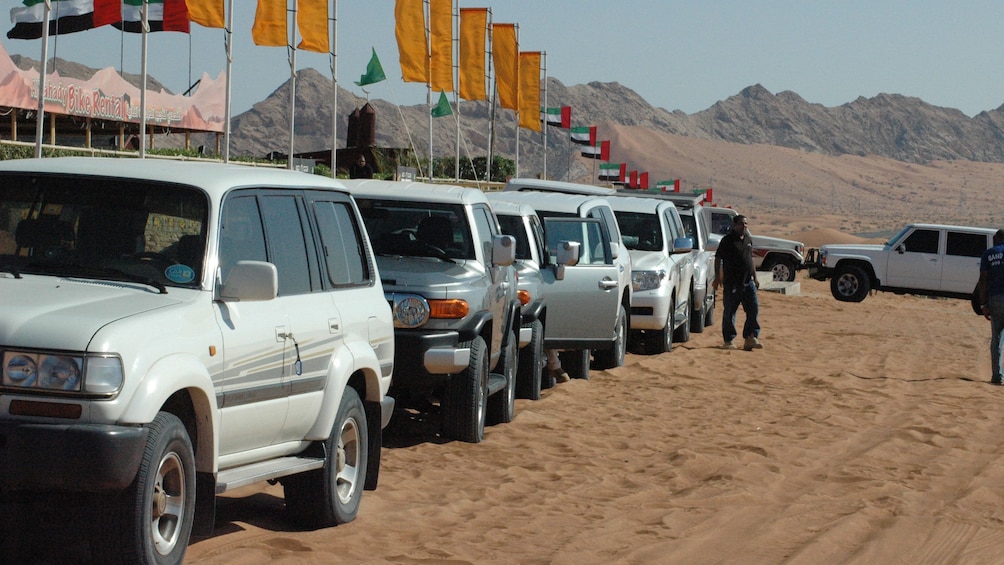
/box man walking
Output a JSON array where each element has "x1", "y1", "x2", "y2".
[
  {"x1": 712, "y1": 214, "x2": 763, "y2": 351},
  {"x1": 977, "y1": 229, "x2": 1004, "y2": 385}
]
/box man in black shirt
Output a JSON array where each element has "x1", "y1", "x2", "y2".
[
  {"x1": 349, "y1": 155, "x2": 374, "y2": 179},
  {"x1": 712, "y1": 214, "x2": 763, "y2": 350}
]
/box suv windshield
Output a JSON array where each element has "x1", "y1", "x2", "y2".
[
  {"x1": 0, "y1": 173, "x2": 208, "y2": 290},
  {"x1": 614, "y1": 211, "x2": 662, "y2": 252},
  {"x1": 356, "y1": 199, "x2": 474, "y2": 261}
]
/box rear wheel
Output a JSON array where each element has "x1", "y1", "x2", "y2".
[
  {"x1": 560, "y1": 349, "x2": 591, "y2": 380},
  {"x1": 831, "y1": 265, "x2": 870, "y2": 302},
  {"x1": 488, "y1": 330, "x2": 517, "y2": 425},
  {"x1": 285, "y1": 387, "x2": 368, "y2": 527},
  {"x1": 516, "y1": 320, "x2": 544, "y2": 400},
  {"x1": 643, "y1": 322, "x2": 672, "y2": 355},
  {"x1": 766, "y1": 256, "x2": 797, "y2": 282},
  {"x1": 441, "y1": 336, "x2": 489, "y2": 443},
  {"x1": 593, "y1": 305, "x2": 627, "y2": 369}
]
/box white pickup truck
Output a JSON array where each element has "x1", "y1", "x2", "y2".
[{"x1": 808, "y1": 223, "x2": 997, "y2": 302}]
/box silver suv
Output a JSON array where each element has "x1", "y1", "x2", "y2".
[
  {"x1": 0, "y1": 158, "x2": 395, "y2": 563},
  {"x1": 345, "y1": 179, "x2": 519, "y2": 444}
]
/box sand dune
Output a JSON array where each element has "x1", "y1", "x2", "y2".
[{"x1": 177, "y1": 278, "x2": 1003, "y2": 564}]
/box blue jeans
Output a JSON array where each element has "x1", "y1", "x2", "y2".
[
  {"x1": 990, "y1": 295, "x2": 1004, "y2": 382},
  {"x1": 722, "y1": 279, "x2": 760, "y2": 342}
]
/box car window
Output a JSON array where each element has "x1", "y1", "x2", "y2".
[
  {"x1": 529, "y1": 214, "x2": 548, "y2": 266},
  {"x1": 497, "y1": 214, "x2": 531, "y2": 260},
  {"x1": 260, "y1": 195, "x2": 316, "y2": 296},
  {"x1": 590, "y1": 205, "x2": 621, "y2": 242},
  {"x1": 356, "y1": 199, "x2": 473, "y2": 260},
  {"x1": 614, "y1": 211, "x2": 662, "y2": 252},
  {"x1": 312, "y1": 200, "x2": 370, "y2": 286},
  {"x1": 665, "y1": 207, "x2": 685, "y2": 240},
  {"x1": 710, "y1": 211, "x2": 734, "y2": 235},
  {"x1": 219, "y1": 195, "x2": 268, "y2": 285},
  {"x1": 901, "y1": 229, "x2": 939, "y2": 254},
  {"x1": 472, "y1": 205, "x2": 498, "y2": 262},
  {"x1": 946, "y1": 231, "x2": 989, "y2": 258},
  {"x1": 544, "y1": 218, "x2": 610, "y2": 265}
]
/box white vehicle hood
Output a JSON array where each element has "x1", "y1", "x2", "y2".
[
  {"x1": 751, "y1": 234, "x2": 804, "y2": 250},
  {"x1": 628, "y1": 250, "x2": 669, "y2": 271},
  {"x1": 822, "y1": 243, "x2": 886, "y2": 255},
  {"x1": 0, "y1": 276, "x2": 184, "y2": 351}
]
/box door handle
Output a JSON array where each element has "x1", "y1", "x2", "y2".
[{"x1": 599, "y1": 279, "x2": 618, "y2": 290}]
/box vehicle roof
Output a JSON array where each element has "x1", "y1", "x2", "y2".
[
  {"x1": 502, "y1": 177, "x2": 616, "y2": 196},
  {"x1": 0, "y1": 156, "x2": 349, "y2": 197},
  {"x1": 616, "y1": 189, "x2": 706, "y2": 207},
  {"x1": 606, "y1": 195, "x2": 677, "y2": 214},
  {"x1": 488, "y1": 190, "x2": 612, "y2": 214},
  {"x1": 485, "y1": 194, "x2": 538, "y2": 218},
  {"x1": 904, "y1": 223, "x2": 998, "y2": 233},
  {"x1": 341, "y1": 178, "x2": 490, "y2": 205}
]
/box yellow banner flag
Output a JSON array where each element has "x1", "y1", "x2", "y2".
[
  {"x1": 493, "y1": 23, "x2": 518, "y2": 111},
  {"x1": 518, "y1": 51, "x2": 541, "y2": 132},
  {"x1": 297, "y1": 0, "x2": 329, "y2": 53},
  {"x1": 252, "y1": 0, "x2": 286, "y2": 47},
  {"x1": 186, "y1": 0, "x2": 224, "y2": 29},
  {"x1": 395, "y1": 0, "x2": 427, "y2": 83},
  {"x1": 429, "y1": 0, "x2": 452, "y2": 93},
  {"x1": 459, "y1": 8, "x2": 487, "y2": 101}
]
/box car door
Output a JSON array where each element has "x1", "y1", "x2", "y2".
[
  {"x1": 941, "y1": 230, "x2": 990, "y2": 294},
  {"x1": 214, "y1": 191, "x2": 291, "y2": 456},
  {"x1": 540, "y1": 218, "x2": 620, "y2": 348},
  {"x1": 885, "y1": 227, "x2": 942, "y2": 290},
  {"x1": 472, "y1": 204, "x2": 509, "y2": 360}
]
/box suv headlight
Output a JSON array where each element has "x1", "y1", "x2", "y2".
[
  {"x1": 632, "y1": 270, "x2": 666, "y2": 291},
  {"x1": 2, "y1": 350, "x2": 123, "y2": 395},
  {"x1": 389, "y1": 293, "x2": 431, "y2": 328}
]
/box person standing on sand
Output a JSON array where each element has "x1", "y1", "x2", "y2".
[
  {"x1": 712, "y1": 214, "x2": 763, "y2": 351},
  {"x1": 977, "y1": 228, "x2": 1004, "y2": 385}
]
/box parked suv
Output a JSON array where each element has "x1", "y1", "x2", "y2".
[
  {"x1": 705, "y1": 206, "x2": 806, "y2": 281},
  {"x1": 0, "y1": 158, "x2": 395, "y2": 564},
  {"x1": 808, "y1": 223, "x2": 996, "y2": 302},
  {"x1": 344, "y1": 179, "x2": 520, "y2": 444},
  {"x1": 491, "y1": 190, "x2": 629, "y2": 371},
  {"x1": 618, "y1": 190, "x2": 715, "y2": 333},
  {"x1": 606, "y1": 196, "x2": 696, "y2": 354}
]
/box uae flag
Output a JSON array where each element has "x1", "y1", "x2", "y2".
[
  {"x1": 598, "y1": 162, "x2": 622, "y2": 181},
  {"x1": 657, "y1": 179, "x2": 681, "y2": 192},
  {"x1": 541, "y1": 106, "x2": 572, "y2": 128},
  {"x1": 570, "y1": 125, "x2": 595, "y2": 145},
  {"x1": 115, "y1": 0, "x2": 190, "y2": 33},
  {"x1": 639, "y1": 172, "x2": 649, "y2": 190},
  {"x1": 581, "y1": 140, "x2": 610, "y2": 160},
  {"x1": 629, "y1": 170, "x2": 639, "y2": 189},
  {"x1": 8, "y1": 0, "x2": 105, "y2": 39}
]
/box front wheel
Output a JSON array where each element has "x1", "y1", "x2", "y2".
[
  {"x1": 593, "y1": 305, "x2": 627, "y2": 369},
  {"x1": 766, "y1": 256, "x2": 797, "y2": 282},
  {"x1": 831, "y1": 265, "x2": 870, "y2": 302},
  {"x1": 285, "y1": 387, "x2": 369, "y2": 527},
  {"x1": 516, "y1": 320, "x2": 544, "y2": 400},
  {"x1": 560, "y1": 349, "x2": 591, "y2": 380},
  {"x1": 488, "y1": 330, "x2": 517, "y2": 425},
  {"x1": 441, "y1": 336, "x2": 489, "y2": 443},
  {"x1": 93, "y1": 412, "x2": 196, "y2": 565}
]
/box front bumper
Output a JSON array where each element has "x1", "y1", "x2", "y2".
[
  {"x1": 808, "y1": 265, "x2": 832, "y2": 281},
  {"x1": 629, "y1": 288, "x2": 672, "y2": 331},
  {"x1": 394, "y1": 330, "x2": 472, "y2": 380},
  {"x1": 0, "y1": 420, "x2": 147, "y2": 492}
]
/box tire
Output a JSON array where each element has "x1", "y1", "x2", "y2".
[
  {"x1": 516, "y1": 320, "x2": 544, "y2": 400},
  {"x1": 690, "y1": 290, "x2": 706, "y2": 334},
  {"x1": 441, "y1": 336, "x2": 489, "y2": 443},
  {"x1": 642, "y1": 322, "x2": 672, "y2": 355},
  {"x1": 488, "y1": 330, "x2": 517, "y2": 425},
  {"x1": 93, "y1": 412, "x2": 196, "y2": 565},
  {"x1": 673, "y1": 297, "x2": 691, "y2": 343},
  {"x1": 284, "y1": 387, "x2": 368, "y2": 527},
  {"x1": 593, "y1": 304, "x2": 627, "y2": 369},
  {"x1": 766, "y1": 256, "x2": 797, "y2": 282},
  {"x1": 831, "y1": 264, "x2": 870, "y2": 302},
  {"x1": 704, "y1": 292, "x2": 716, "y2": 327},
  {"x1": 560, "y1": 349, "x2": 591, "y2": 380}
]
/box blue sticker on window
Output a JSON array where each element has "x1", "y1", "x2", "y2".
[{"x1": 165, "y1": 264, "x2": 196, "y2": 284}]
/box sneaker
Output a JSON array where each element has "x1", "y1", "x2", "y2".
[
  {"x1": 550, "y1": 368, "x2": 570, "y2": 384},
  {"x1": 743, "y1": 336, "x2": 764, "y2": 351},
  {"x1": 723, "y1": 340, "x2": 737, "y2": 350}
]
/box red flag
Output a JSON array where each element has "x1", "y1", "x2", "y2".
[
  {"x1": 640, "y1": 172, "x2": 649, "y2": 190},
  {"x1": 629, "y1": 171, "x2": 638, "y2": 189},
  {"x1": 619, "y1": 163, "x2": 627, "y2": 182},
  {"x1": 599, "y1": 140, "x2": 610, "y2": 161},
  {"x1": 561, "y1": 106, "x2": 572, "y2": 129}
]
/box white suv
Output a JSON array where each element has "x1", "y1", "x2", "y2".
[{"x1": 0, "y1": 158, "x2": 395, "y2": 564}]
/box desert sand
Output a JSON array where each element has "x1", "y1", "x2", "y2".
[{"x1": 177, "y1": 275, "x2": 1004, "y2": 564}]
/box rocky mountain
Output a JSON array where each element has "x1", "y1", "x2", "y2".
[{"x1": 222, "y1": 69, "x2": 1004, "y2": 179}]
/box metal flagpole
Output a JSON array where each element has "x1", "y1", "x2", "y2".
[
  {"x1": 288, "y1": 1, "x2": 297, "y2": 170},
  {"x1": 485, "y1": 9, "x2": 494, "y2": 183},
  {"x1": 542, "y1": 51, "x2": 547, "y2": 180},
  {"x1": 453, "y1": 0, "x2": 460, "y2": 181},
  {"x1": 223, "y1": 0, "x2": 234, "y2": 162},
  {"x1": 140, "y1": 0, "x2": 149, "y2": 157},
  {"x1": 33, "y1": 0, "x2": 51, "y2": 158},
  {"x1": 514, "y1": 24, "x2": 519, "y2": 178},
  {"x1": 329, "y1": 0, "x2": 338, "y2": 176},
  {"x1": 425, "y1": 0, "x2": 432, "y2": 180}
]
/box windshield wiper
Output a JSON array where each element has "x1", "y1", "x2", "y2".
[{"x1": 30, "y1": 262, "x2": 168, "y2": 294}]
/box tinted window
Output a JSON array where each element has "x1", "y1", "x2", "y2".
[
  {"x1": 544, "y1": 219, "x2": 609, "y2": 265},
  {"x1": 219, "y1": 195, "x2": 267, "y2": 285},
  {"x1": 590, "y1": 205, "x2": 621, "y2": 242},
  {"x1": 665, "y1": 208, "x2": 684, "y2": 240},
  {"x1": 946, "y1": 231, "x2": 989, "y2": 258},
  {"x1": 711, "y1": 211, "x2": 733, "y2": 235},
  {"x1": 472, "y1": 205, "x2": 497, "y2": 261},
  {"x1": 260, "y1": 195, "x2": 313, "y2": 295},
  {"x1": 313, "y1": 200, "x2": 369, "y2": 285},
  {"x1": 356, "y1": 199, "x2": 473, "y2": 260},
  {"x1": 902, "y1": 229, "x2": 939, "y2": 254},
  {"x1": 497, "y1": 214, "x2": 531, "y2": 260},
  {"x1": 614, "y1": 211, "x2": 662, "y2": 252}
]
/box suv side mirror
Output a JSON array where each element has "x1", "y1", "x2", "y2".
[
  {"x1": 896, "y1": 243, "x2": 906, "y2": 254},
  {"x1": 672, "y1": 237, "x2": 694, "y2": 254},
  {"x1": 555, "y1": 241, "x2": 580, "y2": 280},
  {"x1": 610, "y1": 242, "x2": 620, "y2": 260},
  {"x1": 219, "y1": 260, "x2": 278, "y2": 302},
  {"x1": 492, "y1": 234, "x2": 516, "y2": 267}
]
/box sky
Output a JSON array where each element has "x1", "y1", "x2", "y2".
[{"x1": 4, "y1": 1, "x2": 1004, "y2": 118}]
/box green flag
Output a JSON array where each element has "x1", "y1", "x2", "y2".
[
  {"x1": 431, "y1": 91, "x2": 453, "y2": 118},
  {"x1": 355, "y1": 48, "x2": 387, "y2": 87}
]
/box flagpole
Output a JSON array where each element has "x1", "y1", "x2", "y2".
[
  {"x1": 223, "y1": 0, "x2": 234, "y2": 162},
  {"x1": 485, "y1": 9, "x2": 494, "y2": 183},
  {"x1": 514, "y1": 24, "x2": 520, "y2": 179},
  {"x1": 329, "y1": 0, "x2": 338, "y2": 177},
  {"x1": 452, "y1": 0, "x2": 460, "y2": 181},
  {"x1": 33, "y1": 0, "x2": 51, "y2": 158},
  {"x1": 288, "y1": 1, "x2": 297, "y2": 170},
  {"x1": 140, "y1": 0, "x2": 149, "y2": 158},
  {"x1": 542, "y1": 51, "x2": 547, "y2": 180}
]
